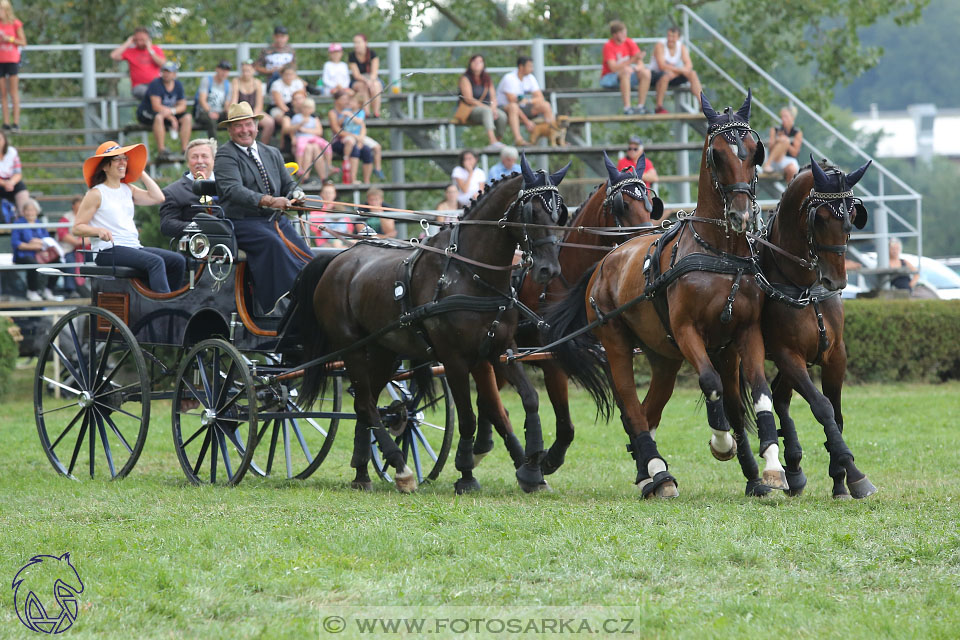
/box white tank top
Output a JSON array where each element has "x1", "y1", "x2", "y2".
[
  {"x1": 91, "y1": 183, "x2": 141, "y2": 251},
  {"x1": 649, "y1": 38, "x2": 684, "y2": 73}
]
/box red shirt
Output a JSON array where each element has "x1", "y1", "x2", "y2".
[
  {"x1": 601, "y1": 37, "x2": 640, "y2": 77},
  {"x1": 617, "y1": 155, "x2": 656, "y2": 188},
  {"x1": 0, "y1": 20, "x2": 22, "y2": 64},
  {"x1": 121, "y1": 44, "x2": 165, "y2": 87}
]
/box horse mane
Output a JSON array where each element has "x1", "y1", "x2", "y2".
[{"x1": 458, "y1": 173, "x2": 523, "y2": 222}]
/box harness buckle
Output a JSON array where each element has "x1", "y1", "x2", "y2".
[{"x1": 444, "y1": 244, "x2": 458, "y2": 256}]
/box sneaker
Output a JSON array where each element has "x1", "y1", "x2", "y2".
[
  {"x1": 634, "y1": 105, "x2": 648, "y2": 115},
  {"x1": 486, "y1": 141, "x2": 505, "y2": 151},
  {"x1": 1, "y1": 123, "x2": 9, "y2": 131},
  {"x1": 42, "y1": 288, "x2": 64, "y2": 302},
  {"x1": 170, "y1": 129, "x2": 179, "y2": 141},
  {"x1": 655, "y1": 106, "x2": 669, "y2": 115},
  {"x1": 10, "y1": 123, "x2": 19, "y2": 132},
  {"x1": 372, "y1": 169, "x2": 385, "y2": 180},
  {"x1": 26, "y1": 290, "x2": 42, "y2": 301}
]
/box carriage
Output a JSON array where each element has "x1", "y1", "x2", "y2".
[{"x1": 33, "y1": 200, "x2": 455, "y2": 486}]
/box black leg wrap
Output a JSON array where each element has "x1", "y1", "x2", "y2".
[
  {"x1": 628, "y1": 431, "x2": 665, "y2": 482},
  {"x1": 351, "y1": 427, "x2": 371, "y2": 468},
  {"x1": 505, "y1": 433, "x2": 526, "y2": 469},
  {"x1": 705, "y1": 398, "x2": 730, "y2": 431},
  {"x1": 745, "y1": 478, "x2": 772, "y2": 497},
  {"x1": 641, "y1": 470, "x2": 679, "y2": 498},
  {"x1": 784, "y1": 468, "x2": 807, "y2": 497},
  {"x1": 540, "y1": 442, "x2": 568, "y2": 476},
  {"x1": 733, "y1": 430, "x2": 760, "y2": 482},
  {"x1": 474, "y1": 419, "x2": 494, "y2": 456},
  {"x1": 783, "y1": 440, "x2": 803, "y2": 471},
  {"x1": 757, "y1": 411, "x2": 778, "y2": 456},
  {"x1": 523, "y1": 415, "x2": 545, "y2": 458},
  {"x1": 455, "y1": 437, "x2": 475, "y2": 472}
]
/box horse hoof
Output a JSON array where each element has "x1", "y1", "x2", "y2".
[
  {"x1": 784, "y1": 469, "x2": 807, "y2": 497},
  {"x1": 709, "y1": 437, "x2": 737, "y2": 461},
  {"x1": 638, "y1": 478, "x2": 679, "y2": 499},
  {"x1": 848, "y1": 476, "x2": 877, "y2": 499},
  {"x1": 394, "y1": 466, "x2": 418, "y2": 494},
  {"x1": 351, "y1": 480, "x2": 373, "y2": 491},
  {"x1": 472, "y1": 450, "x2": 490, "y2": 467},
  {"x1": 517, "y1": 463, "x2": 546, "y2": 493},
  {"x1": 454, "y1": 477, "x2": 481, "y2": 495},
  {"x1": 833, "y1": 492, "x2": 852, "y2": 501},
  {"x1": 762, "y1": 469, "x2": 790, "y2": 491},
  {"x1": 745, "y1": 478, "x2": 773, "y2": 497}
]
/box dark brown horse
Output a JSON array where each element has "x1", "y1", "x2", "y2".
[
  {"x1": 721, "y1": 157, "x2": 877, "y2": 498},
  {"x1": 473, "y1": 152, "x2": 664, "y2": 477},
  {"x1": 291, "y1": 156, "x2": 569, "y2": 494},
  {"x1": 546, "y1": 90, "x2": 789, "y2": 498}
]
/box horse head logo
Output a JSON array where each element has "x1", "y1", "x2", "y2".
[{"x1": 12, "y1": 553, "x2": 84, "y2": 634}]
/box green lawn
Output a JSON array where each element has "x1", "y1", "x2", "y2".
[{"x1": 1, "y1": 365, "x2": 958, "y2": 639}]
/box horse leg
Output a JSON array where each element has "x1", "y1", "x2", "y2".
[
  {"x1": 500, "y1": 358, "x2": 549, "y2": 489},
  {"x1": 738, "y1": 328, "x2": 789, "y2": 490},
  {"x1": 599, "y1": 325, "x2": 677, "y2": 498},
  {"x1": 770, "y1": 368, "x2": 807, "y2": 497},
  {"x1": 640, "y1": 350, "x2": 682, "y2": 449},
  {"x1": 472, "y1": 361, "x2": 546, "y2": 493},
  {"x1": 540, "y1": 363, "x2": 574, "y2": 476},
  {"x1": 715, "y1": 348, "x2": 770, "y2": 497},
  {"x1": 444, "y1": 360, "x2": 483, "y2": 494},
  {"x1": 473, "y1": 364, "x2": 508, "y2": 465}
]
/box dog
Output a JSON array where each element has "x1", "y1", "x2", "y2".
[{"x1": 529, "y1": 119, "x2": 567, "y2": 147}]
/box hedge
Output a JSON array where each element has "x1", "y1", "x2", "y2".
[
  {"x1": 843, "y1": 299, "x2": 960, "y2": 383},
  {"x1": 0, "y1": 317, "x2": 18, "y2": 398}
]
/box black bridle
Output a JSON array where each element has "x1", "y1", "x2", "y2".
[
  {"x1": 602, "y1": 176, "x2": 655, "y2": 227},
  {"x1": 704, "y1": 120, "x2": 763, "y2": 230},
  {"x1": 503, "y1": 179, "x2": 565, "y2": 266}
]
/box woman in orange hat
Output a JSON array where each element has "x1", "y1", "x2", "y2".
[{"x1": 72, "y1": 141, "x2": 185, "y2": 293}]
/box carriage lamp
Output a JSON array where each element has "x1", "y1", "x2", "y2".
[{"x1": 188, "y1": 233, "x2": 211, "y2": 259}]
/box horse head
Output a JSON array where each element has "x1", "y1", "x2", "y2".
[
  {"x1": 515, "y1": 152, "x2": 569, "y2": 283},
  {"x1": 804, "y1": 155, "x2": 872, "y2": 290},
  {"x1": 701, "y1": 89, "x2": 764, "y2": 233},
  {"x1": 602, "y1": 151, "x2": 664, "y2": 226}
]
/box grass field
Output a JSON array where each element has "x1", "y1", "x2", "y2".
[{"x1": 1, "y1": 365, "x2": 959, "y2": 639}]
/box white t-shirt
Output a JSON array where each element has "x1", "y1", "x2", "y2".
[
  {"x1": 451, "y1": 166, "x2": 486, "y2": 206},
  {"x1": 496, "y1": 71, "x2": 541, "y2": 107},
  {"x1": 269, "y1": 77, "x2": 305, "y2": 105},
  {"x1": 91, "y1": 183, "x2": 141, "y2": 251},
  {"x1": 649, "y1": 38, "x2": 684, "y2": 73},
  {"x1": 0, "y1": 146, "x2": 20, "y2": 179},
  {"x1": 322, "y1": 61, "x2": 351, "y2": 93}
]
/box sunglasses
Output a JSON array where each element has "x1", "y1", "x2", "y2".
[{"x1": 628, "y1": 146, "x2": 641, "y2": 151}]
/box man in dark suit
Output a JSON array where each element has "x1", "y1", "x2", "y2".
[
  {"x1": 160, "y1": 138, "x2": 216, "y2": 238},
  {"x1": 214, "y1": 101, "x2": 311, "y2": 312}
]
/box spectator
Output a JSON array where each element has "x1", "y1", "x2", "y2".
[
  {"x1": 616, "y1": 136, "x2": 659, "y2": 188},
  {"x1": 288, "y1": 98, "x2": 332, "y2": 185},
  {"x1": 487, "y1": 145, "x2": 520, "y2": 182},
  {"x1": 137, "y1": 61, "x2": 192, "y2": 161},
  {"x1": 328, "y1": 90, "x2": 375, "y2": 184},
  {"x1": 889, "y1": 238, "x2": 919, "y2": 291},
  {"x1": 455, "y1": 54, "x2": 506, "y2": 149},
  {"x1": 451, "y1": 150, "x2": 485, "y2": 207},
  {"x1": 650, "y1": 25, "x2": 702, "y2": 114},
  {"x1": 600, "y1": 20, "x2": 651, "y2": 115},
  {"x1": 496, "y1": 56, "x2": 555, "y2": 147},
  {"x1": 435, "y1": 184, "x2": 460, "y2": 223},
  {"x1": 269, "y1": 64, "x2": 306, "y2": 122},
  {"x1": 0, "y1": 128, "x2": 27, "y2": 213},
  {"x1": 363, "y1": 187, "x2": 395, "y2": 238},
  {"x1": 307, "y1": 181, "x2": 354, "y2": 248},
  {"x1": 321, "y1": 43, "x2": 353, "y2": 97},
  {"x1": 194, "y1": 60, "x2": 232, "y2": 138},
  {"x1": 56, "y1": 196, "x2": 87, "y2": 297},
  {"x1": 348, "y1": 34, "x2": 383, "y2": 118},
  {"x1": 229, "y1": 59, "x2": 276, "y2": 144},
  {"x1": 12, "y1": 198, "x2": 60, "y2": 301},
  {"x1": 160, "y1": 138, "x2": 216, "y2": 238},
  {"x1": 110, "y1": 26, "x2": 166, "y2": 99},
  {"x1": 0, "y1": 0, "x2": 25, "y2": 132},
  {"x1": 764, "y1": 106, "x2": 802, "y2": 182},
  {"x1": 349, "y1": 94, "x2": 384, "y2": 180},
  {"x1": 254, "y1": 25, "x2": 295, "y2": 88},
  {"x1": 74, "y1": 141, "x2": 185, "y2": 294}
]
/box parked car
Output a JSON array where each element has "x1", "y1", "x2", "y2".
[{"x1": 848, "y1": 251, "x2": 960, "y2": 300}]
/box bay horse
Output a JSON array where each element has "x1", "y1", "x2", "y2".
[
  {"x1": 291, "y1": 155, "x2": 569, "y2": 494},
  {"x1": 721, "y1": 157, "x2": 877, "y2": 498},
  {"x1": 546, "y1": 90, "x2": 789, "y2": 498},
  {"x1": 474, "y1": 152, "x2": 664, "y2": 477}
]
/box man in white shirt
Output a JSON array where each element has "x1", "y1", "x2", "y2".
[{"x1": 496, "y1": 56, "x2": 555, "y2": 146}]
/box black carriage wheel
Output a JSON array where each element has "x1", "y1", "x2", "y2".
[
  {"x1": 34, "y1": 306, "x2": 151, "y2": 480},
  {"x1": 171, "y1": 339, "x2": 258, "y2": 486},
  {"x1": 252, "y1": 375, "x2": 342, "y2": 480},
  {"x1": 371, "y1": 374, "x2": 454, "y2": 484}
]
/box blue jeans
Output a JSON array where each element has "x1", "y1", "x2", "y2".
[
  {"x1": 95, "y1": 246, "x2": 186, "y2": 293},
  {"x1": 601, "y1": 71, "x2": 639, "y2": 89}
]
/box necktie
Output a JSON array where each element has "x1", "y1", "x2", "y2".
[{"x1": 246, "y1": 146, "x2": 272, "y2": 193}]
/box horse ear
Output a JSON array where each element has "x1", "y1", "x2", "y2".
[
  {"x1": 635, "y1": 153, "x2": 647, "y2": 176},
  {"x1": 519, "y1": 151, "x2": 536, "y2": 185},
  {"x1": 602, "y1": 151, "x2": 619, "y2": 183},
  {"x1": 701, "y1": 92, "x2": 717, "y2": 119},
  {"x1": 736, "y1": 88, "x2": 752, "y2": 122},
  {"x1": 810, "y1": 155, "x2": 829, "y2": 191},
  {"x1": 549, "y1": 161, "x2": 571, "y2": 186},
  {"x1": 845, "y1": 159, "x2": 872, "y2": 189}
]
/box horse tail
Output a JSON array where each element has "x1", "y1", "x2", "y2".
[
  {"x1": 738, "y1": 361, "x2": 758, "y2": 435},
  {"x1": 408, "y1": 360, "x2": 439, "y2": 408},
  {"x1": 290, "y1": 252, "x2": 339, "y2": 409},
  {"x1": 543, "y1": 264, "x2": 613, "y2": 420}
]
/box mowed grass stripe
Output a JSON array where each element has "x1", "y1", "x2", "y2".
[{"x1": 1, "y1": 369, "x2": 958, "y2": 639}]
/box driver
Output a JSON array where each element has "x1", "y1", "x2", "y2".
[{"x1": 214, "y1": 101, "x2": 311, "y2": 313}]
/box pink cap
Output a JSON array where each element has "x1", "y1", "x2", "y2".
[{"x1": 328, "y1": 43, "x2": 343, "y2": 52}]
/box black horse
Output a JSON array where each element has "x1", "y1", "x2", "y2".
[{"x1": 291, "y1": 155, "x2": 569, "y2": 493}]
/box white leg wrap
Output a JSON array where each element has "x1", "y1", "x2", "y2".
[
  {"x1": 754, "y1": 394, "x2": 773, "y2": 414},
  {"x1": 762, "y1": 443, "x2": 785, "y2": 472},
  {"x1": 647, "y1": 457, "x2": 666, "y2": 478},
  {"x1": 710, "y1": 428, "x2": 735, "y2": 454},
  {"x1": 649, "y1": 427, "x2": 657, "y2": 442}
]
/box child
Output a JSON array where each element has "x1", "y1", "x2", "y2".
[
  {"x1": 349, "y1": 95, "x2": 384, "y2": 180},
  {"x1": 289, "y1": 98, "x2": 331, "y2": 183},
  {"x1": 321, "y1": 43, "x2": 353, "y2": 96},
  {"x1": 307, "y1": 181, "x2": 354, "y2": 248}
]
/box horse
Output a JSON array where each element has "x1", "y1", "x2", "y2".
[
  {"x1": 291, "y1": 154, "x2": 570, "y2": 494},
  {"x1": 473, "y1": 152, "x2": 664, "y2": 478},
  {"x1": 721, "y1": 157, "x2": 877, "y2": 498},
  {"x1": 546, "y1": 90, "x2": 789, "y2": 498}
]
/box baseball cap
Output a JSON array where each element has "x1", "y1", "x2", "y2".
[
  {"x1": 216, "y1": 59, "x2": 232, "y2": 70},
  {"x1": 628, "y1": 135, "x2": 644, "y2": 146},
  {"x1": 274, "y1": 25, "x2": 288, "y2": 35},
  {"x1": 161, "y1": 61, "x2": 179, "y2": 72},
  {"x1": 328, "y1": 43, "x2": 343, "y2": 52}
]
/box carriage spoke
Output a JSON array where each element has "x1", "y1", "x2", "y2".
[
  {"x1": 180, "y1": 424, "x2": 208, "y2": 450},
  {"x1": 67, "y1": 320, "x2": 89, "y2": 388},
  {"x1": 413, "y1": 427, "x2": 440, "y2": 462},
  {"x1": 410, "y1": 431, "x2": 424, "y2": 482},
  {"x1": 215, "y1": 427, "x2": 234, "y2": 481},
  {"x1": 215, "y1": 361, "x2": 237, "y2": 410},
  {"x1": 92, "y1": 324, "x2": 116, "y2": 390},
  {"x1": 51, "y1": 343, "x2": 87, "y2": 392},
  {"x1": 195, "y1": 351, "x2": 215, "y2": 404},
  {"x1": 209, "y1": 425, "x2": 219, "y2": 483},
  {"x1": 283, "y1": 420, "x2": 293, "y2": 479},
  {"x1": 87, "y1": 307, "x2": 97, "y2": 386},
  {"x1": 93, "y1": 350, "x2": 131, "y2": 395},
  {"x1": 101, "y1": 412, "x2": 134, "y2": 455},
  {"x1": 413, "y1": 395, "x2": 444, "y2": 413},
  {"x1": 418, "y1": 420, "x2": 447, "y2": 432},
  {"x1": 217, "y1": 389, "x2": 245, "y2": 416},
  {"x1": 50, "y1": 408, "x2": 85, "y2": 452},
  {"x1": 302, "y1": 417, "x2": 328, "y2": 437},
  {"x1": 192, "y1": 428, "x2": 212, "y2": 477},
  {"x1": 41, "y1": 375, "x2": 82, "y2": 398},
  {"x1": 289, "y1": 418, "x2": 314, "y2": 466},
  {"x1": 67, "y1": 413, "x2": 89, "y2": 476},
  {"x1": 93, "y1": 401, "x2": 142, "y2": 423},
  {"x1": 88, "y1": 407, "x2": 96, "y2": 478},
  {"x1": 266, "y1": 420, "x2": 281, "y2": 476},
  {"x1": 181, "y1": 378, "x2": 210, "y2": 409},
  {"x1": 40, "y1": 400, "x2": 82, "y2": 416},
  {"x1": 93, "y1": 411, "x2": 117, "y2": 479}
]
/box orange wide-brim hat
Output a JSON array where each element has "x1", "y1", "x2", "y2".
[{"x1": 82, "y1": 141, "x2": 148, "y2": 188}]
